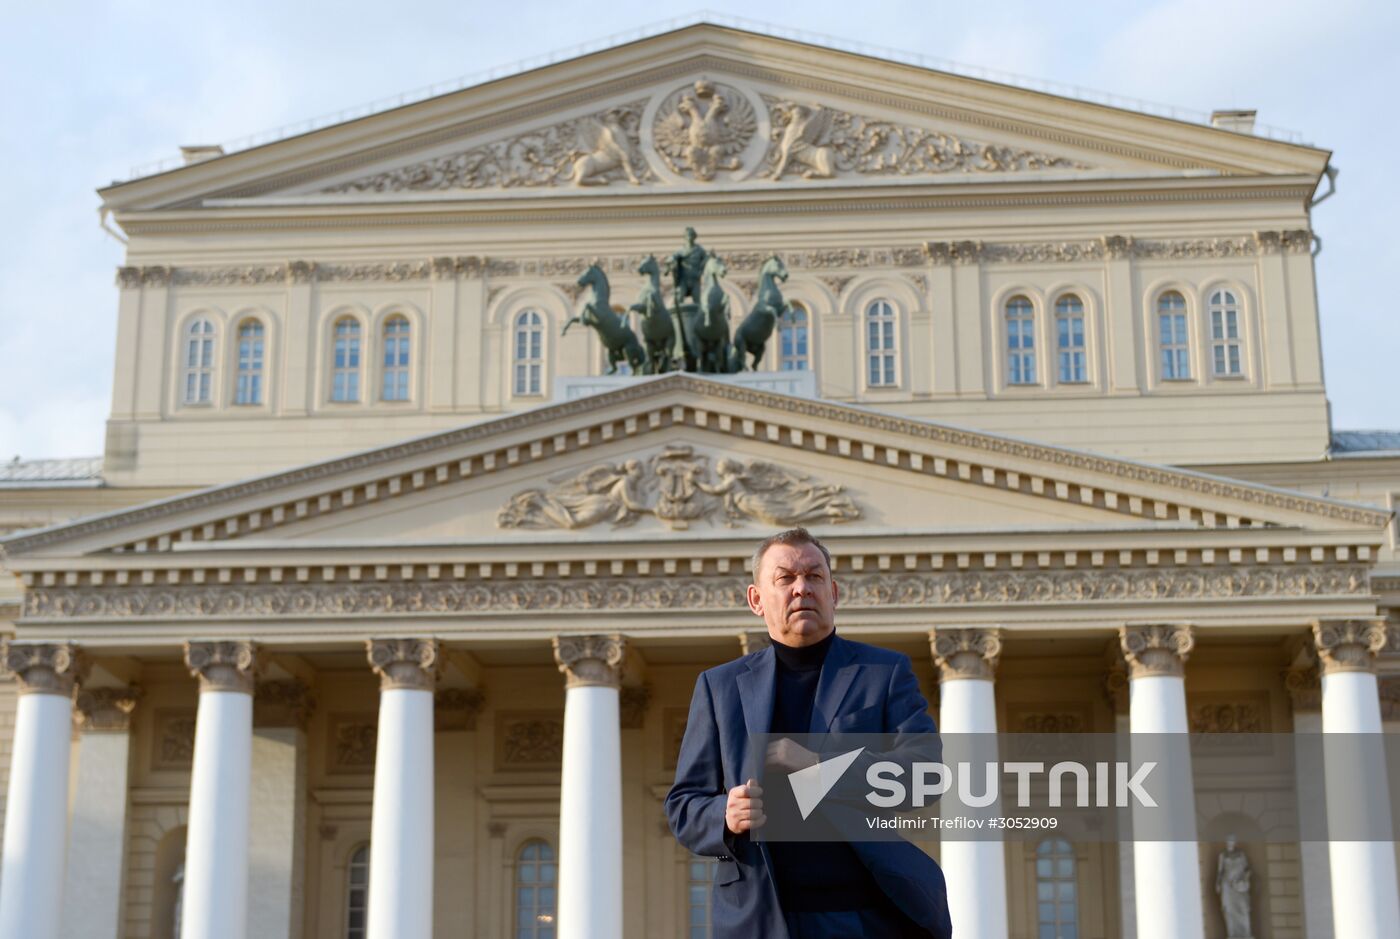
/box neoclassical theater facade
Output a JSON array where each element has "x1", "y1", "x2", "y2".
[{"x1": 0, "y1": 22, "x2": 1397, "y2": 939}]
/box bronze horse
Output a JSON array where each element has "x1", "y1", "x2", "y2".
[{"x1": 563, "y1": 264, "x2": 646, "y2": 374}]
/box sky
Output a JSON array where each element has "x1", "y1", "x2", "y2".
[{"x1": 0, "y1": 0, "x2": 1395, "y2": 460}]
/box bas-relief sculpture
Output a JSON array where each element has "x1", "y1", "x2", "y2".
[
  {"x1": 653, "y1": 79, "x2": 757, "y2": 181},
  {"x1": 495, "y1": 444, "x2": 860, "y2": 531},
  {"x1": 1215, "y1": 835, "x2": 1253, "y2": 938},
  {"x1": 762, "y1": 95, "x2": 1090, "y2": 180},
  {"x1": 325, "y1": 101, "x2": 653, "y2": 192},
  {"x1": 321, "y1": 79, "x2": 1090, "y2": 193}
]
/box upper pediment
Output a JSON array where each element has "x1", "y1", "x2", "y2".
[
  {"x1": 306, "y1": 77, "x2": 1100, "y2": 198},
  {"x1": 100, "y1": 24, "x2": 1328, "y2": 211},
  {"x1": 1, "y1": 376, "x2": 1385, "y2": 566}
]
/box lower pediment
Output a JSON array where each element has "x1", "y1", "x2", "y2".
[
  {"x1": 1, "y1": 376, "x2": 1385, "y2": 563},
  {"x1": 271, "y1": 431, "x2": 1160, "y2": 545}
]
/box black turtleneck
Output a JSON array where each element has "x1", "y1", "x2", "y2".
[
  {"x1": 767, "y1": 630, "x2": 885, "y2": 913},
  {"x1": 769, "y1": 630, "x2": 834, "y2": 735}
]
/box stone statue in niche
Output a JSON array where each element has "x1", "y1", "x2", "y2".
[
  {"x1": 1214, "y1": 835, "x2": 1253, "y2": 938},
  {"x1": 653, "y1": 79, "x2": 757, "y2": 181}
]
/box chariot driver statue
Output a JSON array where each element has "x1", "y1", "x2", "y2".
[{"x1": 665, "y1": 226, "x2": 711, "y2": 312}]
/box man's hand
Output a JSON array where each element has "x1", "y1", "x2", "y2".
[
  {"x1": 725, "y1": 778, "x2": 765, "y2": 835},
  {"x1": 766, "y1": 736, "x2": 818, "y2": 772}
]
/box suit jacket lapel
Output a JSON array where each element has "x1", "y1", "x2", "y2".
[
  {"x1": 736, "y1": 646, "x2": 776, "y2": 743},
  {"x1": 809, "y1": 634, "x2": 859, "y2": 734}
]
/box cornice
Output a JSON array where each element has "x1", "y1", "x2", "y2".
[
  {"x1": 112, "y1": 229, "x2": 1312, "y2": 289},
  {"x1": 109, "y1": 28, "x2": 1320, "y2": 209},
  {"x1": 115, "y1": 179, "x2": 1315, "y2": 235},
  {"x1": 1, "y1": 377, "x2": 1385, "y2": 559},
  {"x1": 17, "y1": 562, "x2": 1371, "y2": 623}
]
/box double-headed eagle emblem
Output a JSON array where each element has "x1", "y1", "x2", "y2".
[{"x1": 653, "y1": 79, "x2": 757, "y2": 181}]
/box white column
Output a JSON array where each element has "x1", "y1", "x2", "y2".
[
  {"x1": 930, "y1": 628, "x2": 1008, "y2": 939},
  {"x1": 1120, "y1": 624, "x2": 1204, "y2": 939},
  {"x1": 1313, "y1": 620, "x2": 1400, "y2": 939},
  {"x1": 553, "y1": 634, "x2": 626, "y2": 939},
  {"x1": 62, "y1": 685, "x2": 141, "y2": 939},
  {"x1": 0, "y1": 643, "x2": 87, "y2": 939},
  {"x1": 366, "y1": 639, "x2": 440, "y2": 939},
  {"x1": 181, "y1": 641, "x2": 262, "y2": 939},
  {"x1": 248, "y1": 681, "x2": 311, "y2": 939}
]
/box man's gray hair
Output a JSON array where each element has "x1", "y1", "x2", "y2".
[{"x1": 750, "y1": 527, "x2": 832, "y2": 584}]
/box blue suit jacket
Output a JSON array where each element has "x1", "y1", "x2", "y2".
[{"x1": 665, "y1": 634, "x2": 953, "y2": 939}]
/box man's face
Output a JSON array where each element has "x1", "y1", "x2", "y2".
[{"x1": 746, "y1": 542, "x2": 839, "y2": 647}]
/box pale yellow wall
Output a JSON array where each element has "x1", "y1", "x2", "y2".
[{"x1": 102, "y1": 223, "x2": 1332, "y2": 488}]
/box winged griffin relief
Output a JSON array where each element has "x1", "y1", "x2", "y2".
[
  {"x1": 652, "y1": 80, "x2": 758, "y2": 181},
  {"x1": 496, "y1": 445, "x2": 861, "y2": 531},
  {"x1": 323, "y1": 101, "x2": 653, "y2": 192},
  {"x1": 321, "y1": 81, "x2": 1093, "y2": 194},
  {"x1": 763, "y1": 94, "x2": 1093, "y2": 180}
]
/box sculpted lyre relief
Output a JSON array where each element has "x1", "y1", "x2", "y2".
[
  {"x1": 763, "y1": 94, "x2": 1092, "y2": 179},
  {"x1": 324, "y1": 100, "x2": 653, "y2": 192},
  {"x1": 496, "y1": 445, "x2": 860, "y2": 531}
]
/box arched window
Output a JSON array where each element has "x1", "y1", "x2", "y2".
[
  {"x1": 331, "y1": 317, "x2": 362, "y2": 402},
  {"x1": 1035, "y1": 838, "x2": 1078, "y2": 938},
  {"x1": 345, "y1": 844, "x2": 369, "y2": 939},
  {"x1": 1208, "y1": 290, "x2": 1242, "y2": 377},
  {"x1": 779, "y1": 303, "x2": 809, "y2": 372},
  {"x1": 514, "y1": 310, "x2": 544, "y2": 396},
  {"x1": 381, "y1": 315, "x2": 411, "y2": 401},
  {"x1": 182, "y1": 318, "x2": 215, "y2": 405},
  {"x1": 687, "y1": 856, "x2": 717, "y2": 938},
  {"x1": 514, "y1": 839, "x2": 557, "y2": 938},
  {"x1": 1006, "y1": 296, "x2": 1037, "y2": 385},
  {"x1": 865, "y1": 300, "x2": 896, "y2": 387},
  {"x1": 1158, "y1": 291, "x2": 1190, "y2": 380},
  {"x1": 1054, "y1": 295, "x2": 1086, "y2": 384},
  {"x1": 234, "y1": 319, "x2": 264, "y2": 405}
]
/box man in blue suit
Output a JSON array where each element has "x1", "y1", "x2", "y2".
[{"x1": 666, "y1": 528, "x2": 953, "y2": 939}]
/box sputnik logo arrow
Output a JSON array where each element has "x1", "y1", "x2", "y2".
[{"x1": 788, "y1": 747, "x2": 865, "y2": 820}]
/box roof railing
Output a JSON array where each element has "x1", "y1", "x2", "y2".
[{"x1": 120, "y1": 9, "x2": 1310, "y2": 182}]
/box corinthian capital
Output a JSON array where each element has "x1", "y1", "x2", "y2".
[
  {"x1": 929, "y1": 628, "x2": 1002, "y2": 682},
  {"x1": 1311, "y1": 619, "x2": 1388, "y2": 675},
  {"x1": 553, "y1": 634, "x2": 627, "y2": 689},
  {"x1": 184, "y1": 640, "x2": 263, "y2": 694},
  {"x1": 1, "y1": 641, "x2": 88, "y2": 696},
  {"x1": 1119, "y1": 624, "x2": 1194, "y2": 679},
  {"x1": 74, "y1": 686, "x2": 142, "y2": 731},
  {"x1": 366, "y1": 638, "x2": 441, "y2": 691}
]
